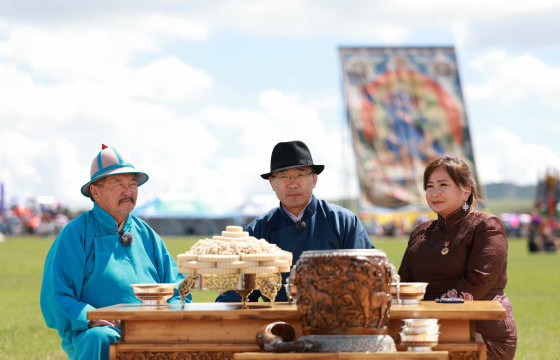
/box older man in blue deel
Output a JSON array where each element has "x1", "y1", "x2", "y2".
[{"x1": 40, "y1": 145, "x2": 190, "y2": 360}]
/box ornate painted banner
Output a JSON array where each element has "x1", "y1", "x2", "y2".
[{"x1": 340, "y1": 47, "x2": 480, "y2": 208}]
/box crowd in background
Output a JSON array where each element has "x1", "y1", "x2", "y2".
[
  {"x1": 363, "y1": 211, "x2": 558, "y2": 254},
  {"x1": 526, "y1": 212, "x2": 559, "y2": 253},
  {"x1": 1, "y1": 197, "x2": 558, "y2": 254},
  {"x1": 0, "y1": 201, "x2": 72, "y2": 237}
]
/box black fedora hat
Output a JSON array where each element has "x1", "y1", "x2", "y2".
[{"x1": 261, "y1": 140, "x2": 325, "y2": 179}]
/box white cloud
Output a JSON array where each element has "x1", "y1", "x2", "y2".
[
  {"x1": 2, "y1": 0, "x2": 558, "y2": 44},
  {"x1": 1, "y1": 0, "x2": 559, "y2": 214},
  {"x1": 190, "y1": 89, "x2": 353, "y2": 208},
  {"x1": 474, "y1": 127, "x2": 560, "y2": 185},
  {"x1": 0, "y1": 76, "x2": 352, "y2": 212},
  {"x1": 119, "y1": 13, "x2": 209, "y2": 42},
  {"x1": 128, "y1": 56, "x2": 214, "y2": 103},
  {"x1": 400, "y1": 0, "x2": 558, "y2": 16},
  {"x1": 257, "y1": 89, "x2": 324, "y2": 129},
  {"x1": 199, "y1": 106, "x2": 267, "y2": 129},
  {"x1": 0, "y1": 26, "x2": 154, "y2": 81},
  {"x1": 0, "y1": 21, "x2": 219, "y2": 210},
  {"x1": 0, "y1": 132, "x2": 89, "y2": 209},
  {"x1": 541, "y1": 119, "x2": 560, "y2": 139},
  {"x1": 466, "y1": 50, "x2": 560, "y2": 109}
]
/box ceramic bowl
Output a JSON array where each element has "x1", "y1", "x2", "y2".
[
  {"x1": 402, "y1": 318, "x2": 439, "y2": 327},
  {"x1": 399, "y1": 332, "x2": 439, "y2": 343}
]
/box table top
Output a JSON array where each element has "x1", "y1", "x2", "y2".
[{"x1": 88, "y1": 301, "x2": 505, "y2": 321}]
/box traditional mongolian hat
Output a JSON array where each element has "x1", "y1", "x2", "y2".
[
  {"x1": 81, "y1": 144, "x2": 149, "y2": 197},
  {"x1": 260, "y1": 140, "x2": 325, "y2": 179}
]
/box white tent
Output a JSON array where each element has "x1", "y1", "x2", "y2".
[
  {"x1": 133, "y1": 194, "x2": 236, "y2": 236},
  {"x1": 234, "y1": 195, "x2": 278, "y2": 226}
]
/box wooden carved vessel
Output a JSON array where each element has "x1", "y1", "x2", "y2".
[{"x1": 293, "y1": 249, "x2": 393, "y2": 335}]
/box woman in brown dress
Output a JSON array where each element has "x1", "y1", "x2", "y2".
[{"x1": 398, "y1": 156, "x2": 517, "y2": 360}]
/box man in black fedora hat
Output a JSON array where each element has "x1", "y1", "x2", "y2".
[{"x1": 217, "y1": 140, "x2": 374, "y2": 303}]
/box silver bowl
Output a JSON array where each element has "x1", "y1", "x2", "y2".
[
  {"x1": 130, "y1": 283, "x2": 176, "y2": 305},
  {"x1": 390, "y1": 282, "x2": 428, "y2": 304}
]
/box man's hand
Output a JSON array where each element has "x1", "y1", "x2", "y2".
[{"x1": 88, "y1": 319, "x2": 121, "y2": 329}]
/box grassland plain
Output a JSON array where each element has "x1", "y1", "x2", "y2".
[{"x1": 0, "y1": 236, "x2": 557, "y2": 359}]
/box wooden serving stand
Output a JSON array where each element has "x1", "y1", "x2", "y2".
[{"x1": 88, "y1": 301, "x2": 505, "y2": 360}]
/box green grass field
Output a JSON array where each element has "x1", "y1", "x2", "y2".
[
  {"x1": 484, "y1": 198, "x2": 534, "y2": 215},
  {"x1": 0, "y1": 236, "x2": 558, "y2": 359}
]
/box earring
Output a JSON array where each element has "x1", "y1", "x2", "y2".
[{"x1": 462, "y1": 202, "x2": 469, "y2": 211}]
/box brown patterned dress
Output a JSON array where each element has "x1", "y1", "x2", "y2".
[{"x1": 398, "y1": 207, "x2": 517, "y2": 360}]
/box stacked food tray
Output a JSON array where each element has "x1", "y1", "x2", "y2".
[{"x1": 177, "y1": 226, "x2": 292, "y2": 275}]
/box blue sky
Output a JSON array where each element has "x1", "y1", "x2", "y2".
[{"x1": 1, "y1": 1, "x2": 559, "y2": 212}]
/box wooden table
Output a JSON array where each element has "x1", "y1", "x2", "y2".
[{"x1": 88, "y1": 301, "x2": 505, "y2": 360}]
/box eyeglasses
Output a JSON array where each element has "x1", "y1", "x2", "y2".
[{"x1": 271, "y1": 172, "x2": 315, "y2": 183}]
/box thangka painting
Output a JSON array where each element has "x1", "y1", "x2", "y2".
[{"x1": 339, "y1": 47, "x2": 480, "y2": 208}]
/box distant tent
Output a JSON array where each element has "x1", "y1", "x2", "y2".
[
  {"x1": 234, "y1": 195, "x2": 278, "y2": 226},
  {"x1": 134, "y1": 197, "x2": 217, "y2": 218},
  {"x1": 133, "y1": 195, "x2": 235, "y2": 236}
]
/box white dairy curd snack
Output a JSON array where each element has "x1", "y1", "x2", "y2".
[{"x1": 177, "y1": 226, "x2": 292, "y2": 275}]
